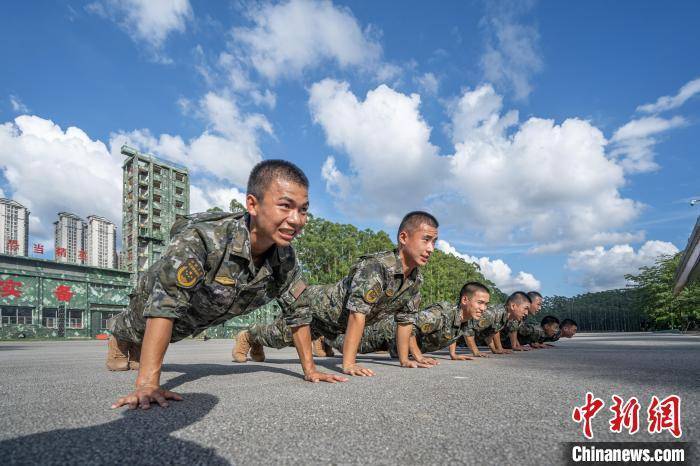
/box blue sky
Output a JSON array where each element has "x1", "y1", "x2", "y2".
[{"x1": 1, "y1": 0, "x2": 699, "y2": 296}]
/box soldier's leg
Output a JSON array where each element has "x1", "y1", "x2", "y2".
[
  {"x1": 107, "y1": 307, "x2": 146, "y2": 371},
  {"x1": 326, "y1": 318, "x2": 395, "y2": 355}
]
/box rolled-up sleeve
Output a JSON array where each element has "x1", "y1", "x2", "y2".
[
  {"x1": 345, "y1": 259, "x2": 384, "y2": 315},
  {"x1": 143, "y1": 228, "x2": 207, "y2": 319},
  {"x1": 279, "y1": 264, "x2": 311, "y2": 328}
]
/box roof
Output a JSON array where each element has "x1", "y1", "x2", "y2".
[{"x1": 673, "y1": 216, "x2": 700, "y2": 294}]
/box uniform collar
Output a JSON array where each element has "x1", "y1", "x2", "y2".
[
  {"x1": 225, "y1": 213, "x2": 277, "y2": 279},
  {"x1": 391, "y1": 249, "x2": 423, "y2": 284}
]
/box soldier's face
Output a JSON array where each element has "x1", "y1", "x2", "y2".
[
  {"x1": 462, "y1": 290, "x2": 490, "y2": 320},
  {"x1": 544, "y1": 323, "x2": 559, "y2": 337},
  {"x1": 399, "y1": 223, "x2": 438, "y2": 268},
  {"x1": 247, "y1": 178, "x2": 309, "y2": 248},
  {"x1": 561, "y1": 325, "x2": 577, "y2": 338},
  {"x1": 510, "y1": 301, "x2": 530, "y2": 321},
  {"x1": 530, "y1": 296, "x2": 542, "y2": 315}
]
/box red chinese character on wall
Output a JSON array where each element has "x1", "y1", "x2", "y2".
[
  {"x1": 572, "y1": 392, "x2": 605, "y2": 439},
  {"x1": 6, "y1": 239, "x2": 19, "y2": 252},
  {"x1": 78, "y1": 250, "x2": 87, "y2": 262},
  {"x1": 55, "y1": 247, "x2": 67, "y2": 258},
  {"x1": 53, "y1": 284, "x2": 74, "y2": 302},
  {"x1": 0, "y1": 279, "x2": 23, "y2": 298},
  {"x1": 648, "y1": 395, "x2": 682, "y2": 438},
  {"x1": 609, "y1": 395, "x2": 641, "y2": 434},
  {"x1": 33, "y1": 243, "x2": 44, "y2": 254}
]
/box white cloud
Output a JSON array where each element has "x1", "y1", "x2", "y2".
[
  {"x1": 231, "y1": 0, "x2": 382, "y2": 81},
  {"x1": 438, "y1": 240, "x2": 540, "y2": 294},
  {"x1": 309, "y1": 79, "x2": 447, "y2": 223},
  {"x1": 0, "y1": 116, "x2": 122, "y2": 238},
  {"x1": 9, "y1": 95, "x2": 29, "y2": 113},
  {"x1": 480, "y1": 1, "x2": 542, "y2": 100},
  {"x1": 88, "y1": 0, "x2": 192, "y2": 60},
  {"x1": 446, "y1": 84, "x2": 641, "y2": 252},
  {"x1": 190, "y1": 183, "x2": 246, "y2": 213},
  {"x1": 567, "y1": 240, "x2": 679, "y2": 291},
  {"x1": 110, "y1": 92, "x2": 270, "y2": 187},
  {"x1": 310, "y1": 81, "x2": 644, "y2": 253},
  {"x1": 416, "y1": 72, "x2": 439, "y2": 95},
  {"x1": 637, "y1": 77, "x2": 700, "y2": 114},
  {"x1": 609, "y1": 116, "x2": 686, "y2": 173}
]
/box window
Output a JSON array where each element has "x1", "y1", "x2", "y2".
[
  {"x1": 153, "y1": 180, "x2": 161, "y2": 189},
  {"x1": 153, "y1": 166, "x2": 162, "y2": 175},
  {"x1": 42, "y1": 309, "x2": 57, "y2": 328},
  {"x1": 1, "y1": 307, "x2": 33, "y2": 325},
  {"x1": 175, "y1": 187, "x2": 183, "y2": 195},
  {"x1": 100, "y1": 311, "x2": 120, "y2": 330},
  {"x1": 175, "y1": 173, "x2": 185, "y2": 182},
  {"x1": 153, "y1": 194, "x2": 161, "y2": 203},
  {"x1": 68, "y1": 310, "x2": 83, "y2": 329},
  {"x1": 175, "y1": 201, "x2": 183, "y2": 209},
  {"x1": 153, "y1": 209, "x2": 161, "y2": 217}
]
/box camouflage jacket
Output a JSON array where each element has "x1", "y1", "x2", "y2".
[
  {"x1": 111, "y1": 212, "x2": 305, "y2": 343},
  {"x1": 284, "y1": 249, "x2": 423, "y2": 334},
  {"x1": 414, "y1": 301, "x2": 465, "y2": 352},
  {"x1": 517, "y1": 322, "x2": 545, "y2": 345},
  {"x1": 464, "y1": 303, "x2": 508, "y2": 338}
]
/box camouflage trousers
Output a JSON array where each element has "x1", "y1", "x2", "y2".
[{"x1": 248, "y1": 317, "x2": 328, "y2": 349}]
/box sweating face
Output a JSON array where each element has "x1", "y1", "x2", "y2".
[
  {"x1": 530, "y1": 296, "x2": 543, "y2": 315},
  {"x1": 544, "y1": 323, "x2": 560, "y2": 337},
  {"x1": 561, "y1": 325, "x2": 577, "y2": 338},
  {"x1": 510, "y1": 301, "x2": 530, "y2": 321},
  {"x1": 461, "y1": 290, "x2": 490, "y2": 320},
  {"x1": 247, "y1": 178, "x2": 309, "y2": 249},
  {"x1": 399, "y1": 223, "x2": 438, "y2": 268}
]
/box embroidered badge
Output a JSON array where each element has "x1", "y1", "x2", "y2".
[
  {"x1": 176, "y1": 258, "x2": 203, "y2": 288},
  {"x1": 385, "y1": 288, "x2": 395, "y2": 297},
  {"x1": 364, "y1": 288, "x2": 379, "y2": 304}
]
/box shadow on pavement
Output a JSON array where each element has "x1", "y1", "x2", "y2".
[
  {"x1": 161, "y1": 363, "x2": 305, "y2": 390},
  {"x1": 0, "y1": 393, "x2": 229, "y2": 466}
]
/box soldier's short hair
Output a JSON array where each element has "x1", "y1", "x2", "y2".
[
  {"x1": 540, "y1": 315, "x2": 560, "y2": 327},
  {"x1": 527, "y1": 291, "x2": 543, "y2": 301},
  {"x1": 397, "y1": 211, "x2": 439, "y2": 243},
  {"x1": 506, "y1": 291, "x2": 531, "y2": 307},
  {"x1": 460, "y1": 281, "x2": 491, "y2": 299},
  {"x1": 561, "y1": 318, "x2": 577, "y2": 328},
  {"x1": 247, "y1": 160, "x2": 309, "y2": 201}
]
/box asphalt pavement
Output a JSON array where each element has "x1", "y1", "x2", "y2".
[{"x1": 0, "y1": 333, "x2": 697, "y2": 465}]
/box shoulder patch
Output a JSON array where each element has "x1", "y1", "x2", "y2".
[
  {"x1": 364, "y1": 288, "x2": 379, "y2": 304},
  {"x1": 478, "y1": 317, "x2": 489, "y2": 328},
  {"x1": 420, "y1": 322, "x2": 432, "y2": 333},
  {"x1": 177, "y1": 258, "x2": 203, "y2": 288}
]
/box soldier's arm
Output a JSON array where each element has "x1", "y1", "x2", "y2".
[
  {"x1": 487, "y1": 333, "x2": 502, "y2": 354},
  {"x1": 292, "y1": 325, "x2": 348, "y2": 383},
  {"x1": 342, "y1": 312, "x2": 375, "y2": 376},
  {"x1": 449, "y1": 341, "x2": 472, "y2": 361},
  {"x1": 510, "y1": 331, "x2": 528, "y2": 351},
  {"x1": 491, "y1": 332, "x2": 511, "y2": 354},
  {"x1": 408, "y1": 335, "x2": 439, "y2": 366},
  {"x1": 113, "y1": 227, "x2": 209, "y2": 409},
  {"x1": 464, "y1": 335, "x2": 487, "y2": 357}
]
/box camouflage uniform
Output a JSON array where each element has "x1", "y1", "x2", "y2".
[
  {"x1": 325, "y1": 300, "x2": 465, "y2": 354},
  {"x1": 516, "y1": 322, "x2": 545, "y2": 346},
  {"x1": 465, "y1": 303, "x2": 508, "y2": 345},
  {"x1": 110, "y1": 212, "x2": 306, "y2": 344},
  {"x1": 249, "y1": 249, "x2": 423, "y2": 347}
]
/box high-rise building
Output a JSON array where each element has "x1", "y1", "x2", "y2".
[
  {"x1": 121, "y1": 145, "x2": 189, "y2": 275},
  {"x1": 54, "y1": 212, "x2": 87, "y2": 264},
  {"x1": 86, "y1": 215, "x2": 117, "y2": 269},
  {"x1": 0, "y1": 198, "x2": 30, "y2": 256}
]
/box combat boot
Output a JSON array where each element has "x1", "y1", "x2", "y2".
[
  {"x1": 128, "y1": 343, "x2": 141, "y2": 370},
  {"x1": 312, "y1": 337, "x2": 335, "y2": 357},
  {"x1": 250, "y1": 340, "x2": 265, "y2": 362},
  {"x1": 233, "y1": 330, "x2": 253, "y2": 362},
  {"x1": 321, "y1": 338, "x2": 335, "y2": 357},
  {"x1": 106, "y1": 335, "x2": 130, "y2": 371}
]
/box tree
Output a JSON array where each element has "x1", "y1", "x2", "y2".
[{"x1": 626, "y1": 253, "x2": 700, "y2": 331}]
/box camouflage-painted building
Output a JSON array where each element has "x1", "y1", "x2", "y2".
[{"x1": 0, "y1": 253, "x2": 132, "y2": 340}]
